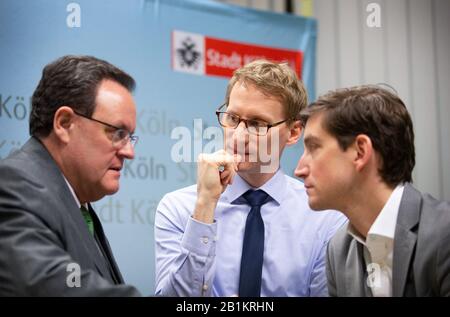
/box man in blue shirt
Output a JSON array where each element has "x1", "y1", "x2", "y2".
[{"x1": 154, "y1": 60, "x2": 347, "y2": 297}]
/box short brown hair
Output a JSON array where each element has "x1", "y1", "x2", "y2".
[
  {"x1": 30, "y1": 55, "x2": 135, "y2": 138},
  {"x1": 225, "y1": 59, "x2": 308, "y2": 122},
  {"x1": 300, "y1": 85, "x2": 415, "y2": 187}
]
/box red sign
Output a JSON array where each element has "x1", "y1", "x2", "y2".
[
  {"x1": 205, "y1": 37, "x2": 303, "y2": 78},
  {"x1": 172, "y1": 30, "x2": 303, "y2": 79}
]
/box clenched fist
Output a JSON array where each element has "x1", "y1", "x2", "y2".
[{"x1": 194, "y1": 150, "x2": 241, "y2": 223}]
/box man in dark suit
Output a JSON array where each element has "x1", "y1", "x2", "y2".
[
  {"x1": 295, "y1": 85, "x2": 450, "y2": 296},
  {"x1": 0, "y1": 55, "x2": 141, "y2": 296}
]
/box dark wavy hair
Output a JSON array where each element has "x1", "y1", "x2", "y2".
[
  {"x1": 300, "y1": 85, "x2": 415, "y2": 187},
  {"x1": 30, "y1": 55, "x2": 135, "y2": 138}
]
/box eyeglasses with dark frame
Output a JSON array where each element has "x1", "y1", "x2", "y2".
[
  {"x1": 73, "y1": 110, "x2": 139, "y2": 149},
  {"x1": 215, "y1": 103, "x2": 291, "y2": 136}
]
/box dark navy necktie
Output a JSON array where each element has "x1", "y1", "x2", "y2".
[{"x1": 239, "y1": 189, "x2": 270, "y2": 297}]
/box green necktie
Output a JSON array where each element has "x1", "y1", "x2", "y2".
[{"x1": 80, "y1": 205, "x2": 94, "y2": 236}]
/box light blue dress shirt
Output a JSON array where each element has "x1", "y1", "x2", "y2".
[{"x1": 155, "y1": 169, "x2": 347, "y2": 296}]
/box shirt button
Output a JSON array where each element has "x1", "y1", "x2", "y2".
[
  {"x1": 203, "y1": 284, "x2": 208, "y2": 291},
  {"x1": 201, "y1": 236, "x2": 209, "y2": 244}
]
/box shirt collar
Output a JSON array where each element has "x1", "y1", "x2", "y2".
[
  {"x1": 62, "y1": 175, "x2": 88, "y2": 210},
  {"x1": 347, "y1": 184, "x2": 405, "y2": 244},
  {"x1": 222, "y1": 168, "x2": 287, "y2": 205},
  {"x1": 369, "y1": 184, "x2": 404, "y2": 239},
  {"x1": 347, "y1": 223, "x2": 367, "y2": 245}
]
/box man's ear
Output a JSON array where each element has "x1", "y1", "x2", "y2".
[
  {"x1": 353, "y1": 134, "x2": 373, "y2": 171},
  {"x1": 286, "y1": 120, "x2": 302, "y2": 146},
  {"x1": 53, "y1": 106, "x2": 76, "y2": 144}
]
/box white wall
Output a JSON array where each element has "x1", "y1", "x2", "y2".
[{"x1": 218, "y1": 0, "x2": 450, "y2": 200}]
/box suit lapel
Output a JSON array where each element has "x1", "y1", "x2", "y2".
[
  {"x1": 392, "y1": 184, "x2": 421, "y2": 296},
  {"x1": 345, "y1": 239, "x2": 372, "y2": 296},
  {"x1": 58, "y1": 182, "x2": 116, "y2": 281},
  {"x1": 89, "y1": 205, "x2": 125, "y2": 284}
]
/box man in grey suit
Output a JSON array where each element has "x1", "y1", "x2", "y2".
[
  {"x1": 295, "y1": 85, "x2": 450, "y2": 296},
  {"x1": 0, "y1": 55, "x2": 141, "y2": 296}
]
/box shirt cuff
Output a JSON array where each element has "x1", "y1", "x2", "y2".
[{"x1": 181, "y1": 216, "x2": 218, "y2": 257}]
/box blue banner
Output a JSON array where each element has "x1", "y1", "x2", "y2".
[{"x1": 0, "y1": 0, "x2": 317, "y2": 294}]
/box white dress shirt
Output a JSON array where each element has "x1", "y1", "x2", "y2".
[{"x1": 348, "y1": 184, "x2": 404, "y2": 297}]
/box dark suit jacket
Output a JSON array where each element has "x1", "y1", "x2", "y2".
[
  {"x1": 0, "y1": 137, "x2": 141, "y2": 296},
  {"x1": 326, "y1": 183, "x2": 450, "y2": 296}
]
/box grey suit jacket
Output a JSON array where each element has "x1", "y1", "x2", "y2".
[
  {"x1": 326, "y1": 183, "x2": 450, "y2": 296},
  {"x1": 0, "y1": 137, "x2": 141, "y2": 296}
]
